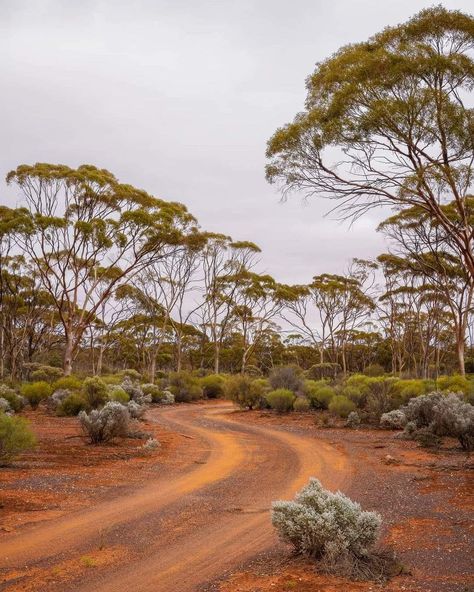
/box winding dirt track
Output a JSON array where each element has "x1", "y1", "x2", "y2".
[{"x1": 1, "y1": 403, "x2": 351, "y2": 591}]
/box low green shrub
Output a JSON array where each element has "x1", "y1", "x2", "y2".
[
  {"x1": 266, "y1": 389, "x2": 295, "y2": 413},
  {"x1": 362, "y1": 364, "x2": 385, "y2": 377},
  {"x1": 0, "y1": 413, "x2": 36, "y2": 464},
  {"x1": 225, "y1": 375, "x2": 264, "y2": 409},
  {"x1": 21, "y1": 381, "x2": 53, "y2": 409},
  {"x1": 328, "y1": 395, "x2": 356, "y2": 418},
  {"x1": 293, "y1": 397, "x2": 311, "y2": 412},
  {"x1": 305, "y1": 383, "x2": 335, "y2": 410},
  {"x1": 437, "y1": 375, "x2": 470, "y2": 395},
  {"x1": 395, "y1": 379, "x2": 426, "y2": 403},
  {"x1": 340, "y1": 386, "x2": 365, "y2": 408},
  {"x1": 107, "y1": 386, "x2": 130, "y2": 404},
  {"x1": 82, "y1": 377, "x2": 108, "y2": 408},
  {"x1": 200, "y1": 374, "x2": 225, "y2": 399},
  {"x1": 168, "y1": 371, "x2": 202, "y2": 403},
  {"x1": 52, "y1": 376, "x2": 82, "y2": 391},
  {"x1": 30, "y1": 365, "x2": 63, "y2": 383},
  {"x1": 58, "y1": 393, "x2": 90, "y2": 416}
]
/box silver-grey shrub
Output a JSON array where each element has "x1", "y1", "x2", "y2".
[
  {"x1": 380, "y1": 409, "x2": 407, "y2": 430},
  {"x1": 160, "y1": 390, "x2": 175, "y2": 405},
  {"x1": 272, "y1": 478, "x2": 381, "y2": 563},
  {"x1": 346, "y1": 411, "x2": 361, "y2": 428},
  {"x1": 78, "y1": 401, "x2": 130, "y2": 444},
  {"x1": 127, "y1": 399, "x2": 146, "y2": 420},
  {"x1": 430, "y1": 393, "x2": 474, "y2": 451},
  {"x1": 0, "y1": 397, "x2": 13, "y2": 414},
  {"x1": 122, "y1": 377, "x2": 151, "y2": 405},
  {"x1": 48, "y1": 389, "x2": 71, "y2": 410}
]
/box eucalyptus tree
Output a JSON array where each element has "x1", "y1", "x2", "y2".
[
  {"x1": 134, "y1": 231, "x2": 207, "y2": 375},
  {"x1": 228, "y1": 271, "x2": 284, "y2": 373},
  {"x1": 266, "y1": 7, "x2": 474, "y2": 282},
  {"x1": 380, "y1": 206, "x2": 474, "y2": 375},
  {"x1": 7, "y1": 163, "x2": 198, "y2": 375},
  {"x1": 377, "y1": 253, "x2": 452, "y2": 377},
  {"x1": 281, "y1": 269, "x2": 374, "y2": 373},
  {"x1": 201, "y1": 235, "x2": 261, "y2": 373}
]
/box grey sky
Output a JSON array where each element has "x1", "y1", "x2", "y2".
[{"x1": 1, "y1": 0, "x2": 471, "y2": 284}]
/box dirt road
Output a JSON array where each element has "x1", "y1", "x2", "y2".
[{"x1": 1, "y1": 403, "x2": 351, "y2": 591}]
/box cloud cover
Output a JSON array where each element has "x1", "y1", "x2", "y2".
[{"x1": 1, "y1": 0, "x2": 471, "y2": 283}]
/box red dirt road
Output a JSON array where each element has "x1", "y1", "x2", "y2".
[{"x1": 0, "y1": 403, "x2": 351, "y2": 591}]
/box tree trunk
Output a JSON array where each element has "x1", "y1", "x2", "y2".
[
  {"x1": 214, "y1": 342, "x2": 220, "y2": 374},
  {"x1": 456, "y1": 337, "x2": 465, "y2": 376},
  {"x1": 150, "y1": 354, "x2": 157, "y2": 384},
  {"x1": 97, "y1": 345, "x2": 104, "y2": 376},
  {"x1": 63, "y1": 330, "x2": 74, "y2": 376},
  {"x1": 176, "y1": 335, "x2": 182, "y2": 373}
]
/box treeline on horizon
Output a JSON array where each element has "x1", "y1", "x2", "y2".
[{"x1": 0, "y1": 162, "x2": 472, "y2": 383}]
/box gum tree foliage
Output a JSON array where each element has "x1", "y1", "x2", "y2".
[
  {"x1": 266, "y1": 8, "x2": 474, "y2": 283},
  {"x1": 379, "y1": 206, "x2": 474, "y2": 375},
  {"x1": 200, "y1": 235, "x2": 261, "y2": 374},
  {"x1": 7, "y1": 164, "x2": 199, "y2": 375},
  {"x1": 281, "y1": 262, "x2": 375, "y2": 374}
]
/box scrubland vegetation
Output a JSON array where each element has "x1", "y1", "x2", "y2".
[{"x1": 1, "y1": 6, "x2": 473, "y2": 589}]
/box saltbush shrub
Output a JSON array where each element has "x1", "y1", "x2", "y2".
[
  {"x1": 346, "y1": 411, "x2": 361, "y2": 428},
  {"x1": 328, "y1": 395, "x2": 356, "y2": 418},
  {"x1": 0, "y1": 413, "x2": 36, "y2": 465},
  {"x1": 225, "y1": 375, "x2": 263, "y2": 410},
  {"x1": 78, "y1": 402, "x2": 130, "y2": 444},
  {"x1": 430, "y1": 393, "x2": 474, "y2": 451},
  {"x1": 48, "y1": 388, "x2": 71, "y2": 410},
  {"x1": 272, "y1": 478, "x2": 381, "y2": 563},
  {"x1": 266, "y1": 389, "x2": 295, "y2": 413},
  {"x1": 293, "y1": 397, "x2": 311, "y2": 412},
  {"x1": 21, "y1": 381, "x2": 53, "y2": 409},
  {"x1": 269, "y1": 365, "x2": 304, "y2": 393},
  {"x1": 160, "y1": 391, "x2": 175, "y2": 405},
  {"x1": 127, "y1": 400, "x2": 146, "y2": 420},
  {"x1": 403, "y1": 391, "x2": 444, "y2": 428},
  {"x1": 58, "y1": 392, "x2": 90, "y2": 416},
  {"x1": 0, "y1": 385, "x2": 24, "y2": 412},
  {"x1": 200, "y1": 374, "x2": 225, "y2": 399},
  {"x1": 380, "y1": 409, "x2": 407, "y2": 430},
  {"x1": 0, "y1": 398, "x2": 12, "y2": 414}
]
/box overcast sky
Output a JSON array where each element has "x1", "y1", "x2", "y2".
[{"x1": 1, "y1": 0, "x2": 472, "y2": 283}]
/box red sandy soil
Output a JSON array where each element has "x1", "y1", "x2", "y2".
[{"x1": 0, "y1": 403, "x2": 472, "y2": 592}]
